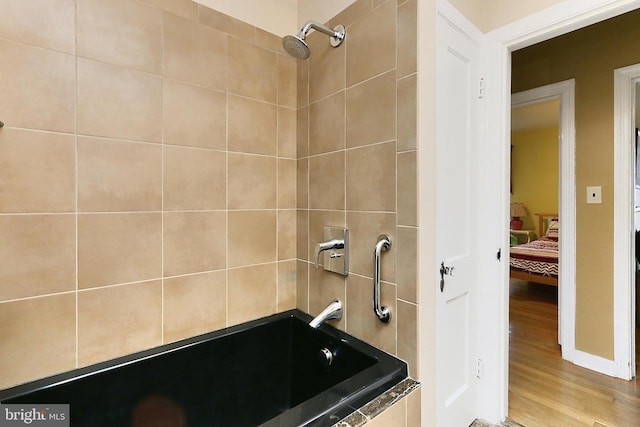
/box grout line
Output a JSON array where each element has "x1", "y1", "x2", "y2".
[
  {"x1": 225, "y1": 89, "x2": 230, "y2": 327},
  {"x1": 160, "y1": 11, "x2": 166, "y2": 345},
  {"x1": 74, "y1": 0, "x2": 79, "y2": 369}
]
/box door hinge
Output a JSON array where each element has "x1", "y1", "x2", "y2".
[
  {"x1": 496, "y1": 248, "x2": 501, "y2": 261},
  {"x1": 479, "y1": 77, "x2": 486, "y2": 99}
]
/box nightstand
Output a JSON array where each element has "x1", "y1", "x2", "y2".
[{"x1": 510, "y1": 229, "x2": 536, "y2": 245}]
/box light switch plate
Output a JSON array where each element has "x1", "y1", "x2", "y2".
[{"x1": 586, "y1": 186, "x2": 602, "y2": 204}]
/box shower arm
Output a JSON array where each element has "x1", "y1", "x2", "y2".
[{"x1": 299, "y1": 21, "x2": 343, "y2": 40}]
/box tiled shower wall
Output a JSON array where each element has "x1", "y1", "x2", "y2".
[
  {"x1": 0, "y1": 0, "x2": 298, "y2": 390},
  {"x1": 296, "y1": 0, "x2": 418, "y2": 378}
]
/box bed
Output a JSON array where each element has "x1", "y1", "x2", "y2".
[{"x1": 509, "y1": 213, "x2": 559, "y2": 286}]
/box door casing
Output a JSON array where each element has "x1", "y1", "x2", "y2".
[
  {"x1": 476, "y1": 0, "x2": 640, "y2": 423},
  {"x1": 511, "y1": 80, "x2": 576, "y2": 358}
]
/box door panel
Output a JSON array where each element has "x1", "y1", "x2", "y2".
[{"x1": 435, "y1": 12, "x2": 479, "y2": 427}]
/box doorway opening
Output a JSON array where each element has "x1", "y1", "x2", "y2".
[{"x1": 503, "y1": 9, "x2": 640, "y2": 426}]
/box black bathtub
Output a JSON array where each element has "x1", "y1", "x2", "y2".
[{"x1": 0, "y1": 309, "x2": 407, "y2": 426}]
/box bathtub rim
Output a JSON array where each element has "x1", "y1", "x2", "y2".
[{"x1": 0, "y1": 309, "x2": 408, "y2": 426}]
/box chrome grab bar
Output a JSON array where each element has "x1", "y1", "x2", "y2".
[{"x1": 373, "y1": 234, "x2": 391, "y2": 323}]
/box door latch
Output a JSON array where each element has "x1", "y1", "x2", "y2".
[{"x1": 439, "y1": 261, "x2": 454, "y2": 292}]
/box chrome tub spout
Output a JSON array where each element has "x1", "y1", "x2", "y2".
[{"x1": 309, "y1": 300, "x2": 343, "y2": 329}]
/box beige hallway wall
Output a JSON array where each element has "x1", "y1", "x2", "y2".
[{"x1": 512, "y1": 8, "x2": 640, "y2": 359}]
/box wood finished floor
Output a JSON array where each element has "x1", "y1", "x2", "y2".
[{"x1": 508, "y1": 279, "x2": 640, "y2": 427}]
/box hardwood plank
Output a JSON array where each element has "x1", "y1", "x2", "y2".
[{"x1": 508, "y1": 279, "x2": 640, "y2": 426}]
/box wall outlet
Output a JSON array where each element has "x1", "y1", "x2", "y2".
[{"x1": 586, "y1": 186, "x2": 602, "y2": 204}]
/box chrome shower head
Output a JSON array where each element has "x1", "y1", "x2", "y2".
[
  {"x1": 282, "y1": 34, "x2": 310, "y2": 60},
  {"x1": 282, "y1": 21, "x2": 345, "y2": 60}
]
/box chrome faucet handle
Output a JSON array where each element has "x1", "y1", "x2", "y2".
[{"x1": 315, "y1": 238, "x2": 344, "y2": 268}]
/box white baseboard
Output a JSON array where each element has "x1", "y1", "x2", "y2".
[{"x1": 569, "y1": 349, "x2": 618, "y2": 378}]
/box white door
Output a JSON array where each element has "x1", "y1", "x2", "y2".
[{"x1": 435, "y1": 11, "x2": 480, "y2": 427}]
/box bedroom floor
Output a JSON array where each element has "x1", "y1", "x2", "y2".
[{"x1": 508, "y1": 279, "x2": 640, "y2": 427}]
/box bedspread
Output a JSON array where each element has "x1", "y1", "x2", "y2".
[{"x1": 509, "y1": 237, "x2": 558, "y2": 277}]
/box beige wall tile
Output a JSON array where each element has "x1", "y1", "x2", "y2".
[
  {"x1": 163, "y1": 79, "x2": 226, "y2": 150},
  {"x1": 308, "y1": 31, "x2": 346, "y2": 103},
  {"x1": 77, "y1": 0, "x2": 162, "y2": 74},
  {"x1": 297, "y1": 106, "x2": 309, "y2": 158},
  {"x1": 0, "y1": 128, "x2": 75, "y2": 213},
  {"x1": 397, "y1": 74, "x2": 417, "y2": 152},
  {"x1": 0, "y1": 39, "x2": 75, "y2": 133},
  {"x1": 139, "y1": 0, "x2": 197, "y2": 20},
  {"x1": 397, "y1": 226, "x2": 417, "y2": 303},
  {"x1": 0, "y1": 294, "x2": 75, "y2": 389},
  {"x1": 78, "y1": 137, "x2": 162, "y2": 212},
  {"x1": 397, "y1": 300, "x2": 418, "y2": 378},
  {"x1": 407, "y1": 388, "x2": 421, "y2": 425},
  {"x1": 297, "y1": 158, "x2": 309, "y2": 209},
  {"x1": 296, "y1": 260, "x2": 309, "y2": 312},
  {"x1": 278, "y1": 55, "x2": 297, "y2": 108},
  {"x1": 228, "y1": 37, "x2": 277, "y2": 103},
  {"x1": 277, "y1": 260, "x2": 297, "y2": 311},
  {"x1": 163, "y1": 12, "x2": 227, "y2": 90},
  {"x1": 397, "y1": 151, "x2": 417, "y2": 226},
  {"x1": 228, "y1": 210, "x2": 276, "y2": 267},
  {"x1": 197, "y1": 5, "x2": 255, "y2": 43},
  {"x1": 309, "y1": 266, "x2": 346, "y2": 330},
  {"x1": 278, "y1": 107, "x2": 297, "y2": 158},
  {"x1": 228, "y1": 263, "x2": 276, "y2": 325},
  {"x1": 346, "y1": 274, "x2": 396, "y2": 354},
  {"x1": 228, "y1": 95, "x2": 277, "y2": 155},
  {"x1": 78, "y1": 281, "x2": 162, "y2": 366},
  {"x1": 309, "y1": 151, "x2": 345, "y2": 210},
  {"x1": 346, "y1": 0, "x2": 396, "y2": 86},
  {"x1": 163, "y1": 271, "x2": 226, "y2": 343},
  {"x1": 228, "y1": 153, "x2": 276, "y2": 209},
  {"x1": 345, "y1": 212, "x2": 396, "y2": 282},
  {"x1": 0, "y1": 0, "x2": 75, "y2": 54},
  {"x1": 346, "y1": 142, "x2": 396, "y2": 212},
  {"x1": 164, "y1": 146, "x2": 226, "y2": 211},
  {"x1": 0, "y1": 215, "x2": 75, "y2": 302},
  {"x1": 309, "y1": 91, "x2": 346, "y2": 155},
  {"x1": 77, "y1": 58, "x2": 162, "y2": 143},
  {"x1": 397, "y1": 0, "x2": 418, "y2": 78},
  {"x1": 78, "y1": 213, "x2": 162, "y2": 288},
  {"x1": 278, "y1": 159, "x2": 297, "y2": 209},
  {"x1": 163, "y1": 212, "x2": 226, "y2": 276},
  {"x1": 297, "y1": 210, "x2": 309, "y2": 262},
  {"x1": 278, "y1": 210, "x2": 296, "y2": 260},
  {"x1": 346, "y1": 70, "x2": 396, "y2": 148},
  {"x1": 366, "y1": 399, "x2": 406, "y2": 427},
  {"x1": 255, "y1": 28, "x2": 281, "y2": 52},
  {"x1": 297, "y1": 58, "x2": 309, "y2": 108}
]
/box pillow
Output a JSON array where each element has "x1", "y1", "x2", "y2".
[{"x1": 546, "y1": 218, "x2": 559, "y2": 240}]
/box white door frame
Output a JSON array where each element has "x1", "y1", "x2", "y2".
[
  {"x1": 613, "y1": 63, "x2": 640, "y2": 380},
  {"x1": 478, "y1": 0, "x2": 640, "y2": 423},
  {"x1": 511, "y1": 80, "x2": 576, "y2": 355}
]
